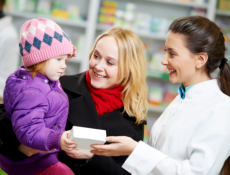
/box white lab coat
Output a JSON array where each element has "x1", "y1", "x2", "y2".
[
  {"x1": 123, "y1": 79, "x2": 230, "y2": 175},
  {"x1": 0, "y1": 16, "x2": 19, "y2": 98}
]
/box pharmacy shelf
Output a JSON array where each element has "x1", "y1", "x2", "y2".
[
  {"x1": 216, "y1": 10, "x2": 230, "y2": 17},
  {"x1": 5, "y1": 11, "x2": 87, "y2": 28},
  {"x1": 68, "y1": 56, "x2": 82, "y2": 64},
  {"x1": 147, "y1": 69, "x2": 169, "y2": 80},
  {"x1": 147, "y1": 0, "x2": 208, "y2": 9},
  {"x1": 97, "y1": 24, "x2": 167, "y2": 40},
  {"x1": 148, "y1": 105, "x2": 166, "y2": 113}
]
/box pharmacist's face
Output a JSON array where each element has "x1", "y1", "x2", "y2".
[
  {"x1": 89, "y1": 36, "x2": 119, "y2": 89},
  {"x1": 44, "y1": 54, "x2": 68, "y2": 81},
  {"x1": 161, "y1": 31, "x2": 197, "y2": 87}
]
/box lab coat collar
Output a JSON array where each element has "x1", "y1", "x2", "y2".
[{"x1": 181, "y1": 79, "x2": 220, "y2": 99}]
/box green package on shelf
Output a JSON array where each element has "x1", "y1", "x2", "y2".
[{"x1": 147, "y1": 69, "x2": 169, "y2": 80}]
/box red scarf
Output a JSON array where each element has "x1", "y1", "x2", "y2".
[{"x1": 86, "y1": 71, "x2": 123, "y2": 116}]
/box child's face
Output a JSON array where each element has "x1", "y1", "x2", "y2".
[
  {"x1": 89, "y1": 36, "x2": 119, "y2": 89},
  {"x1": 161, "y1": 31, "x2": 197, "y2": 87},
  {"x1": 44, "y1": 54, "x2": 68, "y2": 81}
]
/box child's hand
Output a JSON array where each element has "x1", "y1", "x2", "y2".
[
  {"x1": 18, "y1": 144, "x2": 55, "y2": 157},
  {"x1": 60, "y1": 130, "x2": 77, "y2": 152},
  {"x1": 68, "y1": 45, "x2": 77, "y2": 60}
]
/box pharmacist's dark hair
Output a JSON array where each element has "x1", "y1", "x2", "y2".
[
  {"x1": 0, "y1": 0, "x2": 5, "y2": 10},
  {"x1": 169, "y1": 15, "x2": 230, "y2": 175}
]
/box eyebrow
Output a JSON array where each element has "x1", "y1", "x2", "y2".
[{"x1": 165, "y1": 47, "x2": 178, "y2": 52}]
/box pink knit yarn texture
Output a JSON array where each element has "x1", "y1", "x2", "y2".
[{"x1": 19, "y1": 18, "x2": 73, "y2": 67}]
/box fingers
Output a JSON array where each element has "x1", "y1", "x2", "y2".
[
  {"x1": 106, "y1": 136, "x2": 123, "y2": 143},
  {"x1": 90, "y1": 149, "x2": 112, "y2": 157},
  {"x1": 40, "y1": 149, "x2": 56, "y2": 154},
  {"x1": 61, "y1": 131, "x2": 77, "y2": 151},
  {"x1": 91, "y1": 144, "x2": 114, "y2": 151}
]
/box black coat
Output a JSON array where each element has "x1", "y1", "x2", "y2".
[{"x1": 0, "y1": 72, "x2": 145, "y2": 175}]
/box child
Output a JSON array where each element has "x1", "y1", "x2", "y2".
[{"x1": 0, "y1": 18, "x2": 76, "y2": 175}]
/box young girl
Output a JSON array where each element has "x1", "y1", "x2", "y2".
[
  {"x1": 91, "y1": 16, "x2": 230, "y2": 175},
  {"x1": 0, "y1": 18, "x2": 77, "y2": 175}
]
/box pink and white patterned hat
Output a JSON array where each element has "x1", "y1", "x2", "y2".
[{"x1": 19, "y1": 18, "x2": 73, "y2": 67}]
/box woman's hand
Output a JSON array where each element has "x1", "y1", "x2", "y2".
[
  {"x1": 90, "y1": 136, "x2": 138, "y2": 156},
  {"x1": 18, "y1": 144, "x2": 55, "y2": 157},
  {"x1": 65, "y1": 148, "x2": 94, "y2": 160},
  {"x1": 60, "y1": 130, "x2": 78, "y2": 152}
]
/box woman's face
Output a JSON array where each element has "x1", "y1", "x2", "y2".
[
  {"x1": 89, "y1": 36, "x2": 119, "y2": 89},
  {"x1": 161, "y1": 31, "x2": 197, "y2": 87}
]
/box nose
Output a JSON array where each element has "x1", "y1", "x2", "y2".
[
  {"x1": 161, "y1": 53, "x2": 168, "y2": 66},
  {"x1": 61, "y1": 62, "x2": 67, "y2": 69},
  {"x1": 95, "y1": 59, "x2": 104, "y2": 71}
]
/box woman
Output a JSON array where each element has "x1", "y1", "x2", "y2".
[
  {"x1": 91, "y1": 16, "x2": 230, "y2": 175},
  {"x1": 0, "y1": 27, "x2": 148, "y2": 175}
]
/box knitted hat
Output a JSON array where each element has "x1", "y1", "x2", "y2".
[{"x1": 19, "y1": 18, "x2": 73, "y2": 67}]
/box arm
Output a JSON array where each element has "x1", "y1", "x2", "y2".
[
  {"x1": 10, "y1": 89, "x2": 62, "y2": 151},
  {"x1": 93, "y1": 104, "x2": 230, "y2": 175},
  {"x1": 0, "y1": 104, "x2": 27, "y2": 162}
]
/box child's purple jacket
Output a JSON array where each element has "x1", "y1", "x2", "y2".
[{"x1": 0, "y1": 66, "x2": 69, "y2": 175}]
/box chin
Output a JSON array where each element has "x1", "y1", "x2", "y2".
[
  {"x1": 169, "y1": 78, "x2": 178, "y2": 84},
  {"x1": 90, "y1": 82, "x2": 103, "y2": 89}
]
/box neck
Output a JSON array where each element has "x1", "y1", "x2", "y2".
[
  {"x1": 183, "y1": 72, "x2": 211, "y2": 88},
  {"x1": 0, "y1": 11, "x2": 4, "y2": 19}
]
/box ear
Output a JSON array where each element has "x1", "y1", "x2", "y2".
[{"x1": 195, "y1": 53, "x2": 208, "y2": 69}]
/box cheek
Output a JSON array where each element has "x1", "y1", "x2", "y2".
[{"x1": 89, "y1": 58, "x2": 96, "y2": 69}]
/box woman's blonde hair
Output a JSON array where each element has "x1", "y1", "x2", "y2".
[
  {"x1": 26, "y1": 60, "x2": 49, "y2": 79},
  {"x1": 89, "y1": 27, "x2": 148, "y2": 125}
]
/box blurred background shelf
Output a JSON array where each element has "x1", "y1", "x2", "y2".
[
  {"x1": 5, "y1": 11, "x2": 87, "y2": 28},
  {"x1": 148, "y1": 105, "x2": 166, "y2": 113},
  {"x1": 216, "y1": 9, "x2": 230, "y2": 16},
  {"x1": 147, "y1": 0, "x2": 208, "y2": 9},
  {"x1": 97, "y1": 24, "x2": 167, "y2": 40},
  {"x1": 147, "y1": 70, "x2": 169, "y2": 80}
]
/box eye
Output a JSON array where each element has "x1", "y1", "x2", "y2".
[
  {"x1": 107, "y1": 61, "x2": 113, "y2": 65},
  {"x1": 164, "y1": 49, "x2": 167, "y2": 52},
  {"x1": 170, "y1": 52, "x2": 176, "y2": 56},
  {"x1": 93, "y1": 54, "x2": 99, "y2": 59}
]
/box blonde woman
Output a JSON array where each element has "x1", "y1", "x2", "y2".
[{"x1": 0, "y1": 27, "x2": 148, "y2": 175}]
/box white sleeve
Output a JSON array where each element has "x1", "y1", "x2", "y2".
[
  {"x1": 122, "y1": 104, "x2": 230, "y2": 175},
  {"x1": 0, "y1": 26, "x2": 19, "y2": 98}
]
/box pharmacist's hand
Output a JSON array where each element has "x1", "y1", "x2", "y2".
[
  {"x1": 90, "y1": 136, "x2": 138, "y2": 156},
  {"x1": 60, "y1": 130, "x2": 77, "y2": 152},
  {"x1": 18, "y1": 144, "x2": 55, "y2": 157},
  {"x1": 68, "y1": 45, "x2": 77, "y2": 60},
  {"x1": 65, "y1": 148, "x2": 94, "y2": 160}
]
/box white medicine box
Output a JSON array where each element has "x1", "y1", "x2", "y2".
[{"x1": 68, "y1": 126, "x2": 107, "y2": 150}]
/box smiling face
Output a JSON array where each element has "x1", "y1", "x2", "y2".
[
  {"x1": 161, "y1": 31, "x2": 199, "y2": 87},
  {"x1": 44, "y1": 54, "x2": 68, "y2": 81},
  {"x1": 89, "y1": 36, "x2": 119, "y2": 89}
]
